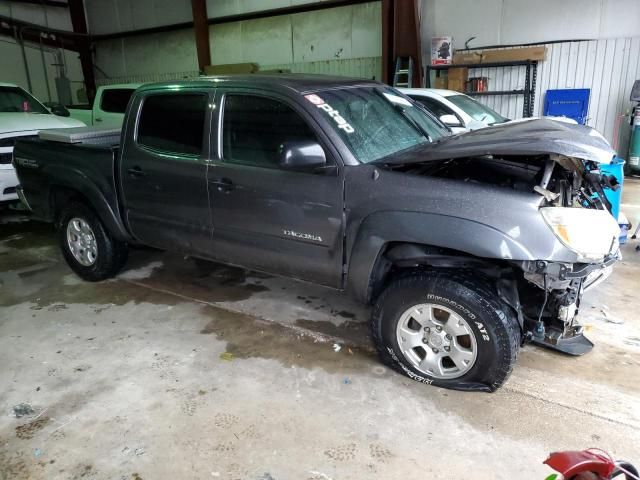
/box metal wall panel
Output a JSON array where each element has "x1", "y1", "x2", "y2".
[
  {"x1": 95, "y1": 56, "x2": 382, "y2": 86},
  {"x1": 474, "y1": 37, "x2": 640, "y2": 148}
]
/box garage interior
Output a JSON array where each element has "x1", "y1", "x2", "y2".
[{"x1": 1, "y1": 1, "x2": 640, "y2": 479}]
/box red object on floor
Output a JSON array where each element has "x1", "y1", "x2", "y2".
[{"x1": 544, "y1": 450, "x2": 616, "y2": 479}]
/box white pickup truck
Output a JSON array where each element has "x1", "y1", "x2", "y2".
[
  {"x1": 68, "y1": 84, "x2": 140, "y2": 128},
  {"x1": 0, "y1": 83, "x2": 85, "y2": 204}
]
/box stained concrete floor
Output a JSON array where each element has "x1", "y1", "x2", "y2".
[{"x1": 1, "y1": 179, "x2": 639, "y2": 480}]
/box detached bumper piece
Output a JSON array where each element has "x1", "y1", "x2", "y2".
[{"x1": 530, "y1": 328, "x2": 594, "y2": 355}]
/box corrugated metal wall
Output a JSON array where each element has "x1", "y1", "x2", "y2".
[
  {"x1": 472, "y1": 37, "x2": 640, "y2": 147},
  {"x1": 94, "y1": 56, "x2": 382, "y2": 86}
]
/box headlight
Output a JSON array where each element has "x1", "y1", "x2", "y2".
[{"x1": 540, "y1": 207, "x2": 619, "y2": 262}]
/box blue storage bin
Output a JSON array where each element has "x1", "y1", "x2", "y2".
[{"x1": 600, "y1": 156, "x2": 625, "y2": 221}]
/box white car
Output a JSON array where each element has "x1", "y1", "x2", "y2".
[
  {"x1": 399, "y1": 88, "x2": 510, "y2": 134},
  {"x1": 0, "y1": 83, "x2": 85, "y2": 204},
  {"x1": 68, "y1": 83, "x2": 141, "y2": 128}
]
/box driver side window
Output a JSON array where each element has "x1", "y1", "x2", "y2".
[{"x1": 222, "y1": 94, "x2": 318, "y2": 169}]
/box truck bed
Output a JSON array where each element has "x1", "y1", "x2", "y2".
[{"x1": 13, "y1": 135, "x2": 123, "y2": 227}]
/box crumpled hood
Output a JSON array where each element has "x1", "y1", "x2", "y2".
[
  {"x1": 0, "y1": 112, "x2": 85, "y2": 135},
  {"x1": 380, "y1": 118, "x2": 616, "y2": 165}
]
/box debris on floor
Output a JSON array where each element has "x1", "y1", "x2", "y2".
[
  {"x1": 219, "y1": 352, "x2": 234, "y2": 361},
  {"x1": 12, "y1": 403, "x2": 35, "y2": 418},
  {"x1": 332, "y1": 343, "x2": 341, "y2": 352},
  {"x1": 601, "y1": 307, "x2": 625, "y2": 324}
]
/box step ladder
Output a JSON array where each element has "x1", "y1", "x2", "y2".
[{"x1": 393, "y1": 56, "x2": 414, "y2": 88}]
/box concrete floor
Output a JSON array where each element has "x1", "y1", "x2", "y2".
[{"x1": 1, "y1": 179, "x2": 639, "y2": 480}]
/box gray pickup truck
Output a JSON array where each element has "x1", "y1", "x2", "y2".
[{"x1": 13, "y1": 75, "x2": 621, "y2": 392}]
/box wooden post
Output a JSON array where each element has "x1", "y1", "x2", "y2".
[
  {"x1": 68, "y1": 0, "x2": 96, "y2": 103},
  {"x1": 191, "y1": 0, "x2": 211, "y2": 72}
]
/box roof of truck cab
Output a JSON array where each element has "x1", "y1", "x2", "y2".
[{"x1": 138, "y1": 74, "x2": 380, "y2": 94}]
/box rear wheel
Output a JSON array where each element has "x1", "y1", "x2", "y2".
[
  {"x1": 58, "y1": 202, "x2": 128, "y2": 281},
  {"x1": 372, "y1": 272, "x2": 520, "y2": 391}
]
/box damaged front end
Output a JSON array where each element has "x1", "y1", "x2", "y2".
[
  {"x1": 378, "y1": 119, "x2": 623, "y2": 355},
  {"x1": 514, "y1": 153, "x2": 621, "y2": 355},
  {"x1": 516, "y1": 255, "x2": 617, "y2": 355}
]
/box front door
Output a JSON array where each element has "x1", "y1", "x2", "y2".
[
  {"x1": 120, "y1": 89, "x2": 213, "y2": 256},
  {"x1": 208, "y1": 90, "x2": 344, "y2": 287}
]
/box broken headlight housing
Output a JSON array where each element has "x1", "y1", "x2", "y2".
[{"x1": 540, "y1": 207, "x2": 620, "y2": 263}]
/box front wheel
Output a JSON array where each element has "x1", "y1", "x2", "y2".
[
  {"x1": 58, "y1": 202, "x2": 128, "y2": 281},
  {"x1": 371, "y1": 272, "x2": 520, "y2": 392}
]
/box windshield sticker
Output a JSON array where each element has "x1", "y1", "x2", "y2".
[{"x1": 305, "y1": 94, "x2": 354, "y2": 134}]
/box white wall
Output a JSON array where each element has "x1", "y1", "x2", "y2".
[
  {"x1": 421, "y1": 0, "x2": 640, "y2": 49},
  {"x1": 0, "y1": 1, "x2": 83, "y2": 103},
  {"x1": 86, "y1": 0, "x2": 382, "y2": 83},
  {"x1": 420, "y1": 0, "x2": 640, "y2": 152}
]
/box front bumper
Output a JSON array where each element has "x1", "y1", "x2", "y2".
[{"x1": 518, "y1": 254, "x2": 619, "y2": 355}]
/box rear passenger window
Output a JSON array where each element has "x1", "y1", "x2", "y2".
[
  {"x1": 101, "y1": 88, "x2": 135, "y2": 113},
  {"x1": 137, "y1": 94, "x2": 208, "y2": 156},
  {"x1": 222, "y1": 94, "x2": 317, "y2": 168}
]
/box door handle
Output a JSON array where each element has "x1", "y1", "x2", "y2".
[
  {"x1": 209, "y1": 177, "x2": 235, "y2": 193},
  {"x1": 95, "y1": 117, "x2": 103, "y2": 122},
  {"x1": 127, "y1": 166, "x2": 147, "y2": 178}
]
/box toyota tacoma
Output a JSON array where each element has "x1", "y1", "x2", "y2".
[{"x1": 12, "y1": 75, "x2": 621, "y2": 391}]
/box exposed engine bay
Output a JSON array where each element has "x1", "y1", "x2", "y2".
[{"x1": 392, "y1": 153, "x2": 620, "y2": 212}]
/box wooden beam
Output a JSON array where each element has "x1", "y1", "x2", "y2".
[
  {"x1": 191, "y1": 0, "x2": 211, "y2": 71},
  {"x1": 67, "y1": 0, "x2": 96, "y2": 102},
  {"x1": 0, "y1": 14, "x2": 79, "y2": 51},
  {"x1": 7, "y1": 0, "x2": 69, "y2": 8}
]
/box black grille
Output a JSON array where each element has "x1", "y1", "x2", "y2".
[
  {"x1": 3, "y1": 186, "x2": 17, "y2": 195},
  {"x1": 0, "y1": 152, "x2": 12, "y2": 165},
  {"x1": 0, "y1": 135, "x2": 38, "y2": 148}
]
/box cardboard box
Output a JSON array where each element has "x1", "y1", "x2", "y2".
[
  {"x1": 447, "y1": 67, "x2": 468, "y2": 92},
  {"x1": 453, "y1": 46, "x2": 546, "y2": 65},
  {"x1": 433, "y1": 75, "x2": 447, "y2": 89},
  {"x1": 431, "y1": 36, "x2": 453, "y2": 65}
]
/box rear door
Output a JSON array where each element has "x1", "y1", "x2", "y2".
[
  {"x1": 96, "y1": 88, "x2": 136, "y2": 127},
  {"x1": 119, "y1": 89, "x2": 214, "y2": 256},
  {"x1": 207, "y1": 89, "x2": 345, "y2": 287}
]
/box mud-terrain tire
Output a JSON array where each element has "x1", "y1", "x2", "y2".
[
  {"x1": 372, "y1": 272, "x2": 520, "y2": 392},
  {"x1": 58, "y1": 202, "x2": 128, "y2": 281}
]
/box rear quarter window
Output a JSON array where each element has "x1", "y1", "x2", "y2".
[{"x1": 100, "y1": 88, "x2": 135, "y2": 113}]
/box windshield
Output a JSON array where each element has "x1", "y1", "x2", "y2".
[
  {"x1": 305, "y1": 86, "x2": 449, "y2": 164},
  {"x1": 447, "y1": 94, "x2": 509, "y2": 125},
  {"x1": 0, "y1": 86, "x2": 49, "y2": 114}
]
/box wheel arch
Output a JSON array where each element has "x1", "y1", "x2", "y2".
[
  {"x1": 48, "y1": 181, "x2": 130, "y2": 242},
  {"x1": 346, "y1": 211, "x2": 534, "y2": 304}
]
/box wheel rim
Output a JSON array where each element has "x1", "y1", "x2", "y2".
[
  {"x1": 66, "y1": 217, "x2": 98, "y2": 267},
  {"x1": 396, "y1": 303, "x2": 478, "y2": 380}
]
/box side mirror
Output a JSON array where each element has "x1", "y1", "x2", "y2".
[
  {"x1": 49, "y1": 104, "x2": 70, "y2": 117},
  {"x1": 279, "y1": 141, "x2": 326, "y2": 170},
  {"x1": 439, "y1": 114, "x2": 462, "y2": 127}
]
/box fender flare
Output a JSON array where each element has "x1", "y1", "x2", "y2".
[
  {"x1": 346, "y1": 211, "x2": 536, "y2": 303},
  {"x1": 45, "y1": 166, "x2": 131, "y2": 242}
]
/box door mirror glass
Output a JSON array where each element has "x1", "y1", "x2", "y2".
[
  {"x1": 280, "y1": 141, "x2": 326, "y2": 170},
  {"x1": 48, "y1": 103, "x2": 70, "y2": 117},
  {"x1": 439, "y1": 114, "x2": 461, "y2": 126}
]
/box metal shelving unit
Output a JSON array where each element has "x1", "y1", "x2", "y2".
[{"x1": 425, "y1": 60, "x2": 538, "y2": 117}]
